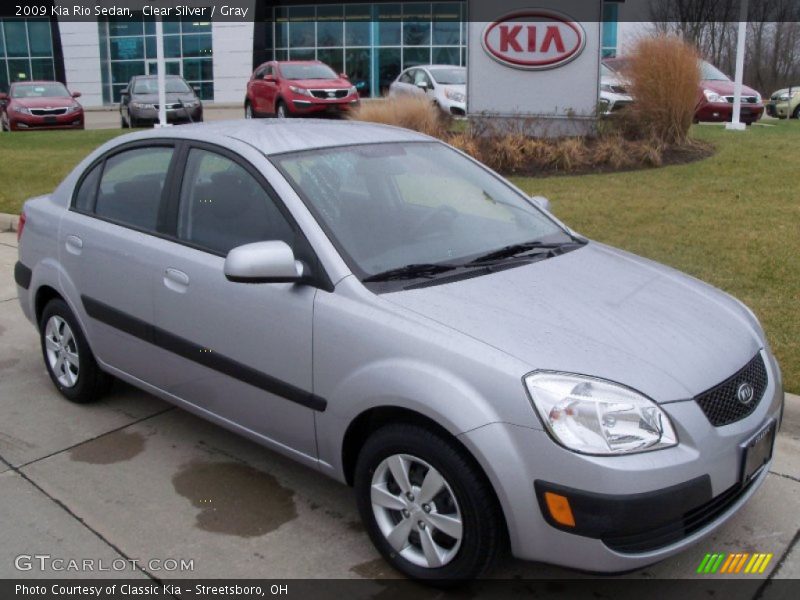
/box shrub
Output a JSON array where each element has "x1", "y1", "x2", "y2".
[
  {"x1": 349, "y1": 95, "x2": 445, "y2": 137},
  {"x1": 622, "y1": 35, "x2": 701, "y2": 144}
]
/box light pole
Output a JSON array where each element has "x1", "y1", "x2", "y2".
[
  {"x1": 154, "y1": 17, "x2": 169, "y2": 128},
  {"x1": 726, "y1": 0, "x2": 749, "y2": 131}
]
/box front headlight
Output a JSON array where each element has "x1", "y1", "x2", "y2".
[
  {"x1": 183, "y1": 100, "x2": 200, "y2": 108},
  {"x1": 289, "y1": 86, "x2": 313, "y2": 97},
  {"x1": 703, "y1": 89, "x2": 725, "y2": 103},
  {"x1": 13, "y1": 106, "x2": 31, "y2": 115},
  {"x1": 348, "y1": 86, "x2": 358, "y2": 96},
  {"x1": 600, "y1": 83, "x2": 614, "y2": 93},
  {"x1": 525, "y1": 372, "x2": 678, "y2": 455},
  {"x1": 445, "y1": 89, "x2": 465, "y2": 103},
  {"x1": 66, "y1": 103, "x2": 81, "y2": 114}
]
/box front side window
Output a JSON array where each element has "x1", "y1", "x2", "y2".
[
  {"x1": 274, "y1": 142, "x2": 571, "y2": 279},
  {"x1": 177, "y1": 148, "x2": 294, "y2": 255},
  {"x1": 94, "y1": 147, "x2": 173, "y2": 231}
]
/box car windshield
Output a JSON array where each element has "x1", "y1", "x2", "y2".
[
  {"x1": 700, "y1": 61, "x2": 730, "y2": 81},
  {"x1": 600, "y1": 64, "x2": 614, "y2": 78},
  {"x1": 274, "y1": 142, "x2": 571, "y2": 279},
  {"x1": 11, "y1": 83, "x2": 70, "y2": 98},
  {"x1": 132, "y1": 78, "x2": 192, "y2": 94},
  {"x1": 280, "y1": 63, "x2": 337, "y2": 80},
  {"x1": 429, "y1": 68, "x2": 466, "y2": 85}
]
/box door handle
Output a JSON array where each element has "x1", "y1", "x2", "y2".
[
  {"x1": 65, "y1": 235, "x2": 83, "y2": 255},
  {"x1": 163, "y1": 268, "x2": 190, "y2": 292}
]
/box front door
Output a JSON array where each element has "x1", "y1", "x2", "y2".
[{"x1": 152, "y1": 144, "x2": 318, "y2": 459}]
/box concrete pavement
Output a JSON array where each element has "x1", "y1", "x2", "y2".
[
  {"x1": 84, "y1": 105, "x2": 244, "y2": 130},
  {"x1": 1, "y1": 230, "x2": 798, "y2": 582}
]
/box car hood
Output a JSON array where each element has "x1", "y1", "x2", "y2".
[
  {"x1": 288, "y1": 78, "x2": 351, "y2": 89},
  {"x1": 132, "y1": 93, "x2": 198, "y2": 103},
  {"x1": 384, "y1": 243, "x2": 762, "y2": 403},
  {"x1": 702, "y1": 79, "x2": 760, "y2": 97},
  {"x1": 12, "y1": 96, "x2": 76, "y2": 108}
]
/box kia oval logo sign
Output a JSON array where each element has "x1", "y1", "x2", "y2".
[{"x1": 482, "y1": 10, "x2": 586, "y2": 70}]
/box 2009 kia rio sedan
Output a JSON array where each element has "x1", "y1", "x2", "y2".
[{"x1": 15, "y1": 120, "x2": 783, "y2": 581}]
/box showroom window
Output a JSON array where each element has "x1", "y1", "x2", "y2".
[
  {"x1": 0, "y1": 18, "x2": 57, "y2": 93},
  {"x1": 99, "y1": 16, "x2": 213, "y2": 103},
  {"x1": 270, "y1": 2, "x2": 466, "y2": 98}
]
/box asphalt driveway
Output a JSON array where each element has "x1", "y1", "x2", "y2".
[{"x1": 1, "y1": 230, "x2": 798, "y2": 581}]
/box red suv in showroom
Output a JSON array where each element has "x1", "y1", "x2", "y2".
[
  {"x1": 244, "y1": 60, "x2": 360, "y2": 119},
  {"x1": 0, "y1": 81, "x2": 84, "y2": 131}
]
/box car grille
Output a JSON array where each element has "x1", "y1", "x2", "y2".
[
  {"x1": 153, "y1": 103, "x2": 182, "y2": 110},
  {"x1": 695, "y1": 354, "x2": 768, "y2": 427},
  {"x1": 609, "y1": 85, "x2": 628, "y2": 94},
  {"x1": 724, "y1": 96, "x2": 759, "y2": 104},
  {"x1": 30, "y1": 108, "x2": 67, "y2": 116},
  {"x1": 611, "y1": 100, "x2": 633, "y2": 111},
  {"x1": 604, "y1": 478, "x2": 756, "y2": 553},
  {"x1": 310, "y1": 89, "x2": 348, "y2": 99}
]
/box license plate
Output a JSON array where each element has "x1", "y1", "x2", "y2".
[
  {"x1": 44, "y1": 116, "x2": 57, "y2": 124},
  {"x1": 741, "y1": 421, "x2": 776, "y2": 483}
]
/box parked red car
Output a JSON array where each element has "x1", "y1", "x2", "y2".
[
  {"x1": 604, "y1": 58, "x2": 764, "y2": 125},
  {"x1": 0, "y1": 81, "x2": 84, "y2": 131},
  {"x1": 694, "y1": 60, "x2": 764, "y2": 124},
  {"x1": 244, "y1": 60, "x2": 359, "y2": 119}
]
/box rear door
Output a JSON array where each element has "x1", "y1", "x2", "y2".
[
  {"x1": 151, "y1": 142, "x2": 319, "y2": 459},
  {"x1": 59, "y1": 142, "x2": 177, "y2": 381}
]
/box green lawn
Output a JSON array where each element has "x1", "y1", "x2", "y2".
[
  {"x1": 513, "y1": 121, "x2": 800, "y2": 394},
  {"x1": 0, "y1": 129, "x2": 126, "y2": 214},
  {"x1": 1, "y1": 122, "x2": 797, "y2": 392}
]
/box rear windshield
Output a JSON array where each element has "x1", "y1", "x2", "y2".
[
  {"x1": 11, "y1": 83, "x2": 70, "y2": 98},
  {"x1": 132, "y1": 78, "x2": 192, "y2": 94}
]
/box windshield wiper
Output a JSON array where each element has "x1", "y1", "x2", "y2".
[
  {"x1": 467, "y1": 240, "x2": 580, "y2": 265},
  {"x1": 362, "y1": 263, "x2": 459, "y2": 283}
]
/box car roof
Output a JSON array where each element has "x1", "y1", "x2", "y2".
[
  {"x1": 10, "y1": 80, "x2": 64, "y2": 86},
  {"x1": 115, "y1": 119, "x2": 434, "y2": 156}
]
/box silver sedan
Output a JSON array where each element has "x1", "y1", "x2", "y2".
[{"x1": 15, "y1": 120, "x2": 783, "y2": 581}]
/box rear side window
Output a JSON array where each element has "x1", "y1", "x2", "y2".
[
  {"x1": 177, "y1": 148, "x2": 295, "y2": 255},
  {"x1": 94, "y1": 147, "x2": 174, "y2": 232},
  {"x1": 74, "y1": 163, "x2": 102, "y2": 212}
]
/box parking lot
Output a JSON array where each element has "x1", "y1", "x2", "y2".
[{"x1": 0, "y1": 229, "x2": 798, "y2": 582}]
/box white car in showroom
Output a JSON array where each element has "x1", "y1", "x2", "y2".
[
  {"x1": 389, "y1": 65, "x2": 466, "y2": 116},
  {"x1": 600, "y1": 62, "x2": 633, "y2": 116}
]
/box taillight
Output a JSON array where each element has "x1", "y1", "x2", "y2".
[{"x1": 17, "y1": 211, "x2": 26, "y2": 242}]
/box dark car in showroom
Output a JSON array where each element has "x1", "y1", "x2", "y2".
[
  {"x1": 120, "y1": 75, "x2": 203, "y2": 128},
  {"x1": 0, "y1": 81, "x2": 84, "y2": 131},
  {"x1": 244, "y1": 60, "x2": 360, "y2": 119}
]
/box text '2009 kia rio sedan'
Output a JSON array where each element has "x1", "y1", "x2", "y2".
[{"x1": 14, "y1": 120, "x2": 783, "y2": 581}]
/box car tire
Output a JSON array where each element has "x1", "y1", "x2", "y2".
[
  {"x1": 793, "y1": 105, "x2": 800, "y2": 120},
  {"x1": 121, "y1": 114, "x2": 129, "y2": 129},
  {"x1": 354, "y1": 423, "x2": 505, "y2": 582},
  {"x1": 39, "y1": 299, "x2": 111, "y2": 404},
  {"x1": 276, "y1": 100, "x2": 289, "y2": 119},
  {"x1": 127, "y1": 110, "x2": 138, "y2": 128},
  {"x1": 244, "y1": 101, "x2": 255, "y2": 119}
]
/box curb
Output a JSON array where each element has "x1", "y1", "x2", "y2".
[{"x1": 0, "y1": 212, "x2": 18, "y2": 233}]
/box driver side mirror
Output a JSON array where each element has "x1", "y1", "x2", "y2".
[
  {"x1": 339, "y1": 73, "x2": 349, "y2": 80},
  {"x1": 416, "y1": 81, "x2": 430, "y2": 91},
  {"x1": 71, "y1": 91, "x2": 82, "y2": 98},
  {"x1": 263, "y1": 74, "x2": 277, "y2": 83},
  {"x1": 531, "y1": 195, "x2": 552, "y2": 212},
  {"x1": 224, "y1": 241, "x2": 305, "y2": 284}
]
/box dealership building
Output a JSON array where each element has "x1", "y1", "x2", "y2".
[{"x1": 0, "y1": 1, "x2": 643, "y2": 110}]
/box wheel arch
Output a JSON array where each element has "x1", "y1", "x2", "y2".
[{"x1": 34, "y1": 284, "x2": 65, "y2": 329}]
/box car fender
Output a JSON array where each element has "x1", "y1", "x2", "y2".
[{"x1": 315, "y1": 356, "x2": 510, "y2": 481}]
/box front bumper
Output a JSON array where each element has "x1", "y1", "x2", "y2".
[
  {"x1": 459, "y1": 349, "x2": 783, "y2": 572},
  {"x1": 289, "y1": 97, "x2": 360, "y2": 116},
  {"x1": 696, "y1": 102, "x2": 764, "y2": 123},
  {"x1": 131, "y1": 105, "x2": 203, "y2": 124},
  {"x1": 10, "y1": 111, "x2": 84, "y2": 130}
]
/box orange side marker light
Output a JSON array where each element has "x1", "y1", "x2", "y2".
[{"x1": 544, "y1": 492, "x2": 576, "y2": 527}]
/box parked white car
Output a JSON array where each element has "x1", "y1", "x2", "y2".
[
  {"x1": 389, "y1": 65, "x2": 466, "y2": 116},
  {"x1": 599, "y1": 63, "x2": 633, "y2": 116}
]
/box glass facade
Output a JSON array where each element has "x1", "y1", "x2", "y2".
[
  {"x1": 269, "y1": 2, "x2": 467, "y2": 97},
  {"x1": 0, "y1": 18, "x2": 57, "y2": 93},
  {"x1": 99, "y1": 17, "x2": 213, "y2": 103},
  {"x1": 602, "y1": 2, "x2": 620, "y2": 58}
]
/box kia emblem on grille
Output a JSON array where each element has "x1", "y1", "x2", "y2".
[
  {"x1": 328, "y1": 92, "x2": 336, "y2": 98},
  {"x1": 737, "y1": 382, "x2": 755, "y2": 405}
]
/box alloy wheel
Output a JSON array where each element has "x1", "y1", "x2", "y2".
[
  {"x1": 277, "y1": 103, "x2": 287, "y2": 119},
  {"x1": 245, "y1": 104, "x2": 252, "y2": 119},
  {"x1": 44, "y1": 316, "x2": 80, "y2": 388},
  {"x1": 370, "y1": 454, "x2": 463, "y2": 569}
]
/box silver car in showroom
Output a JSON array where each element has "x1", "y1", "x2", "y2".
[{"x1": 14, "y1": 120, "x2": 783, "y2": 581}]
